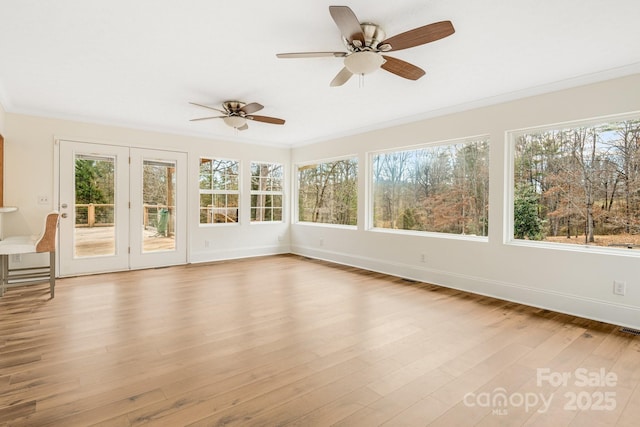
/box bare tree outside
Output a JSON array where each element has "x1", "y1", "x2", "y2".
[
  {"x1": 372, "y1": 139, "x2": 489, "y2": 235},
  {"x1": 513, "y1": 118, "x2": 640, "y2": 247},
  {"x1": 298, "y1": 158, "x2": 358, "y2": 225},
  {"x1": 251, "y1": 162, "x2": 283, "y2": 222}
]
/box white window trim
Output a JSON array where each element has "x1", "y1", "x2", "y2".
[
  {"x1": 294, "y1": 154, "x2": 359, "y2": 227},
  {"x1": 504, "y1": 110, "x2": 640, "y2": 256},
  {"x1": 367, "y1": 135, "x2": 490, "y2": 240},
  {"x1": 198, "y1": 157, "x2": 241, "y2": 226},
  {"x1": 250, "y1": 161, "x2": 284, "y2": 224}
]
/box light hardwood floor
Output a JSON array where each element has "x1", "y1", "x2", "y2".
[{"x1": 1, "y1": 255, "x2": 638, "y2": 426}]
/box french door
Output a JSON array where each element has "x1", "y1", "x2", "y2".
[{"x1": 57, "y1": 140, "x2": 187, "y2": 276}]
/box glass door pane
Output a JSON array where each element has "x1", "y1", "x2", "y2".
[
  {"x1": 74, "y1": 154, "x2": 116, "y2": 257},
  {"x1": 142, "y1": 159, "x2": 177, "y2": 253}
]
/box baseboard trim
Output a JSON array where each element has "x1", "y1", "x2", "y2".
[
  {"x1": 290, "y1": 245, "x2": 640, "y2": 330},
  {"x1": 190, "y1": 244, "x2": 290, "y2": 264}
]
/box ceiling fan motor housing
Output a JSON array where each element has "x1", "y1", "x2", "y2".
[
  {"x1": 343, "y1": 23, "x2": 386, "y2": 52},
  {"x1": 222, "y1": 101, "x2": 246, "y2": 114}
]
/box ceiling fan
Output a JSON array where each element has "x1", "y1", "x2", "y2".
[
  {"x1": 189, "y1": 101, "x2": 285, "y2": 131},
  {"x1": 277, "y1": 5, "x2": 455, "y2": 86}
]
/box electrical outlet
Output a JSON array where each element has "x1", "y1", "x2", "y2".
[
  {"x1": 613, "y1": 280, "x2": 626, "y2": 296},
  {"x1": 204, "y1": 240, "x2": 210, "y2": 248},
  {"x1": 11, "y1": 254, "x2": 21, "y2": 263},
  {"x1": 277, "y1": 234, "x2": 283, "y2": 242},
  {"x1": 319, "y1": 238, "x2": 324, "y2": 246},
  {"x1": 420, "y1": 253, "x2": 426, "y2": 263},
  {"x1": 38, "y1": 195, "x2": 49, "y2": 205}
]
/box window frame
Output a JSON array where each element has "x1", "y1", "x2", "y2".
[
  {"x1": 505, "y1": 110, "x2": 640, "y2": 256},
  {"x1": 295, "y1": 155, "x2": 359, "y2": 228},
  {"x1": 250, "y1": 161, "x2": 284, "y2": 224},
  {"x1": 198, "y1": 157, "x2": 241, "y2": 226},
  {"x1": 368, "y1": 136, "x2": 490, "y2": 241}
]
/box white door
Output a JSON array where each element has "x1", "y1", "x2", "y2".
[
  {"x1": 129, "y1": 148, "x2": 187, "y2": 269},
  {"x1": 58, "y1": 140, "x2": 187, "y2": 276},
  {"x1": 59, "y1": 141, "x2": 130, "y2": 275}
]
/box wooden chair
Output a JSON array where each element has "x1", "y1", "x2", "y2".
[{"x1": 0, "y1": 211, "x2": 60, "y2": 298}]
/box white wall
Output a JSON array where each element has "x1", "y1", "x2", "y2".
[
  {"x1": 291, "y1": 74, "x2": 640, "y2": 329},
  {"x1": 2, "y1": 114, "x2": 291, "y2": 267}
]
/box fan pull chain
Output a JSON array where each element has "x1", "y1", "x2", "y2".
[{"x1": 359, "y1": 73, "x2": 365, "y2": 88}]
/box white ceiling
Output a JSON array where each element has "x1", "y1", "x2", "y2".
[{"x1": 1, "y1": 0, "x2": 639, "y2": 147}]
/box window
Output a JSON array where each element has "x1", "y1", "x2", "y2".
[
  {"x1": 372, "y1": 138, "x2": 489, "y2": 236},
  {"x1": 297, "y1": 157, "x2": 358, "y2": 226},
  {"x1": 512, "y1": 116, "x2": 640, "y2": 249},
  {"x1": 199, "y1": 158, "x2": 239, "y2": 224},
  {"x1": 251, "y1": 162, "x2": 283, "y2": 222}
]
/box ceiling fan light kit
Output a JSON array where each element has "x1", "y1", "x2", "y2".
[
  {"x1": 222, "y1": 115, "x2": 247, "y2": 129},
  {"x1": 344, "y1": 51, "x2": 386, "y2": 75}
]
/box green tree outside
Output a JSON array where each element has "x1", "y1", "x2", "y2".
[{"x1": 514, "y1": 183, "x2": 543, "y2": 240}]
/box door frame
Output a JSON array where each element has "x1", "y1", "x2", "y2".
[{"x1": 54, "y1": 138, "x2": 189, "y2": 276}]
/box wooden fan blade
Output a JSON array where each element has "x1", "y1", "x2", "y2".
[
  {"x1": 329, "y1": 6, "x2": 364, "y2": 45},
  {"x1": 380, "y1": 21, "x2": 455, "y2": 51},
  {"x1": 190, "y1": 116, "x2": 226, "y2": 122},
  {"x1": 381, "y1": 56, "x2": 425, "y2": 80},
  {"x1": 247, "y1": 115, "x2": 285, "y2": 125},
  {"x1": 241, "y1": 102, "x2": 264, "y2": 114},
  {"x1": 330, "y1": 67, "x2": 353, "y2": 87},
  {"x1": 189, "y1": 102, "x2": 226, "y2": 113},
  {"x1": 237, "y1": 123, "x2": 249, "y2": 131},
  {"x1": 276, "y1": 52, "x2": 347, "y2": 58}
]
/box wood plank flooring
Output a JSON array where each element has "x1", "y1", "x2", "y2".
[{"x1": 0, "y1": 254, "x2": 638, "y2": 426}]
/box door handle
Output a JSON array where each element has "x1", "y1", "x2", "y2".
[{"x1": 61, "y1": 213, "x2": 68, "y2": 218}]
